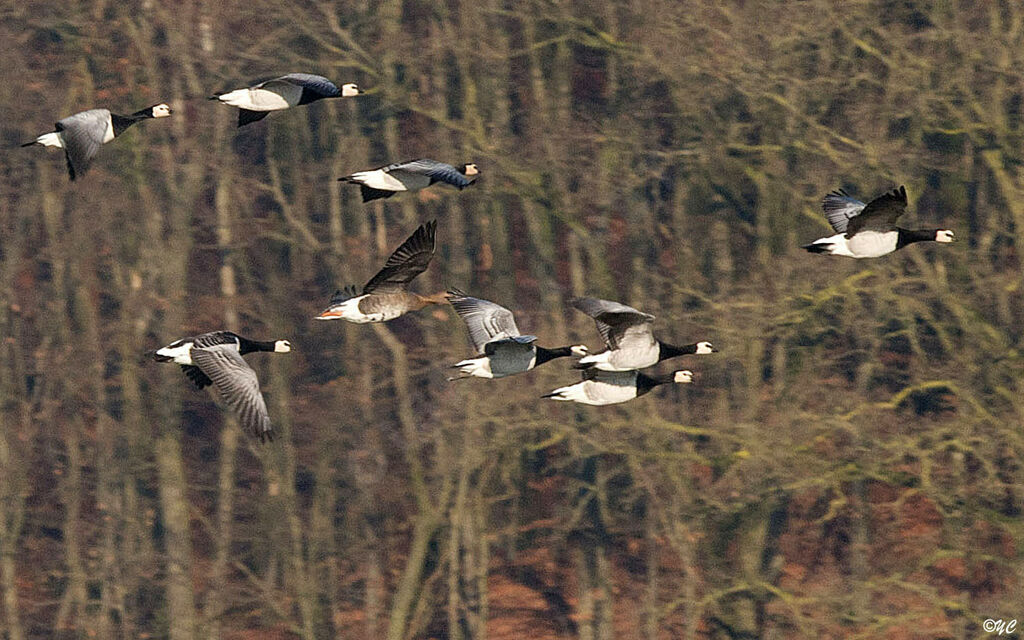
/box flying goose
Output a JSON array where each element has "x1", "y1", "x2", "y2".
[
  {"x1": 542, "y1": 369, "x2": 693, "y2": 406},
  {"x1": 446, "y1": 290, "x2": 588, "y2": 379},
  {"x1": 315, "y1": 220, "x2": 445, "y2": 323},
  {"x1": 22, "y1": 103, "x2": 172, "y2": 180},
  {"x1": 339, "y1": 159, "x2": 479, "y2": 202},
  {"x1": 151, "y1": 331, "x2": 290, "y2": 442},
  {"x1": 210, "y1": 74, "x2": 361, "y2": 127},
  {"x1": 571, "y1": 297, "x2": 715, "y2": 371},
  {"x1": 803, "y1": 185, "x2": 954, "y2": 257}
]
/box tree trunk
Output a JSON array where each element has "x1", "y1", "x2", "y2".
[{"x1": 156, "y1": 435, "x2": 198, "y2": 640}]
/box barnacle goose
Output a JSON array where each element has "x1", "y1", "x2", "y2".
[
  {"x1": 803, "y1": 185, "x2": 954, "y2": 258},
  {"x1": 210, "y1": 74, "x2": 360, "y2": 127},
  {"x1": 571, "y1": 297, "x2": 715, "y2": 371},
  {"x1": 542, "y1": 369, "x2": 693, "y2": 406},
  {"x1": 446, "y1": 289, "x2": 587, "y2": 379},
  {"x1": 339, "y1": 159, "x2": 479, "y2": 202},
  {"x1": 151, "y1": 331, "x2": 290, "y2": 442},
  {"x1": 22, "y1": 103, "x2": 172, "y2": 180}
]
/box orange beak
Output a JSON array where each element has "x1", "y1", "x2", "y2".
[{"x1": 315, "y1": 308, "x2": 344, "y2": 320}]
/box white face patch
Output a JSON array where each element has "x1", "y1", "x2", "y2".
[
  {"x1": 152, "y1": 103, "x2": 172, "y2": 118},
  {"x1": 936, "y1": 230, "x2": 955, "y2": 243},
  {"x1": 341, "y1": 83, "x2": 361, "y2": 97},
  {"x1": 695, "y1": 341, "x2": 715, "y2": 355},
  {"x1": 570, "y1": 345, "x2": 588, "y2": 356},
  {"x1": 464, "y1": 163, "x2": 480, "y2": 177},
  {"x1": 156, "y1": 342, "x2": 194, "y2": 364},
  {"x1": 674, "y1": 370, "x2": 693, "y2": 383},
  {"x1": 275, "y1": 340, "x2": 292, "y2": 353}
]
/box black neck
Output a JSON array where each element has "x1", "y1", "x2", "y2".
[
  {"x1": 535, "y1": 345, "x2": 574, "y2": 366},
  {"x1": 896, "y1": 228, "x2": 937, "y2": 250},
  {"x1": 111, "y1": 110, "x2": 150, "y2": 136},
  {"x1": 238, "y1": 337, "x2": 277, "y2": 354},
  {"x1": 298, "y1": 87, "x2": 332, "y2": 105},
  {"x1": 658, "y1": 341, "x2": 698, "y2": 360},
  {"x1": 636, "y1": 372, "x2": 672, "y2": 396}
]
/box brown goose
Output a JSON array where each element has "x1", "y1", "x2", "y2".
[{"x1": 315, "y1": 220, "x2": 445, "y2": 323}]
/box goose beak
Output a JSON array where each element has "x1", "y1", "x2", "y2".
[{"x1": 314, "y1": 308, "x2": 344, "y2": 320}]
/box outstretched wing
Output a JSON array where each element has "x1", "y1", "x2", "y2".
[
  {"x1": 821, "y1": 188, "x2": 866, "y2": 234},
  {"x1": 384, "y1": 159, "x2": 473, "y2": 189},
  {"x1": 571, "y1": 297, "x2": 655, "y2": 350},
  {"x1": 446, "y1": 289, "x2": 522, "y2": 352},
  {"x1": 363, "y1": 220, "x2": 437, "y2": 294},
  {"x1": 190, "y1": 345, "x2": 274, "y2": 442},
  {"x1": 845, "y1": 185, "x2": 908, "y2": 236},
  {"x1": 265, "y1": 73, "x2": 340, "y2": 99},
  {"x1": 56, "y1": 109, "x2": 110, "y2": 180},
  {"x1": 326, "y1": 285, "x2": 362, "y2": 305},
  {"x1": 191, "y1": 331, "x2": 240, "y2": 349}
]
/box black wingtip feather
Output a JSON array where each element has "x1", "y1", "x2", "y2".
[
  {"x1": 360, "y1": 185, "x2": 397, "y2": 202},
  {"x1": 327, "y1": 285, "x2": 362, "y2": 306},
  {"x1": 445, "y1": 287, "x2": 471, "y2": 304},
  {"x1": 237, "y1": 109, "x2": 269, "y2": 127},
  {"x1": 802, "y1": 242, "x2": 831, "y2": 254}
]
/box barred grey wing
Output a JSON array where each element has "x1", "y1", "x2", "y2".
[
  {"x1": 571, "y1": 297, "x2": 655, "y2": 349},
  {"x1": 56, "y1": 109, "x2": 110, "y2": 180},
  {"x1": 447, "y1": 291, "x2": 522, "y2": 352},
  {"x1": 190, "y1": 345, "x2": 273, "y2": 442},
  {"x1": 821, "y1": 189, "x2": 866, "y2": 234},
  {"x1": 384, "y1": 159, "x2": 472, "y2": 188}
]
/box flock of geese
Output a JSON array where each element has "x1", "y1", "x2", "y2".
[{"x1": 21, "y1": 72, "x2": 956, "y2": 442}]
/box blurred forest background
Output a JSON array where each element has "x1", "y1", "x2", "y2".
[{"x1": 1, "y1": 0, "x2": 1023, "y2": 638}]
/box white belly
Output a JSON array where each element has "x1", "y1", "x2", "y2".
[
  {"x1": 548, "y1": 378, "x2": 638, "y2": 405},
  {"x1": 349, "y1": 169, "x2": 410, "y2": 192},
  {"x1": 336, "y1": 295, "x2": 387, "y2": 323},
  {"x1": 218, "y1": 86, "x2": 297, "y2": 111},
  {"x1": 451, "y1": 356, "x2": 494, "y2": 379},
  {"x1": 580, "y1": 380, "x2": 638, "y2": 405},
  {"x1": 847, "y1": 231, "x2": 898, "y2": 258},
  {"x1": 580, "y1": 348, "x2": 657, "y2": 371},
  {"x1": 35, "y1": 132, "x2": 65, "y2": 148}
]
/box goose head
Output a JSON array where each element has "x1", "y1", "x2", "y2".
[
  {"x1": 341, "y1": 83, "x2": 361, "y2": 97},
  {"x1": 150, "y1": 103, "x2": 173, "y2": 118},
  {"x1": 935, "y1": 229, "x2": 955, "y2": 243},
  {"x1": 695, "y1": 341, "x2": 717, "y2": 355},
  {"x1": 570, "y1": 345, "x2": 588, "y2": 357},
  {"x1": 275, "y1": 340, "x2": 292, "y2": 353},
  {"x1": 462, "y1": 163, "x2": 480, "y2": 177},
  {"x1": 673, "y1": 370, "x2": 694, "y2": 384}
]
